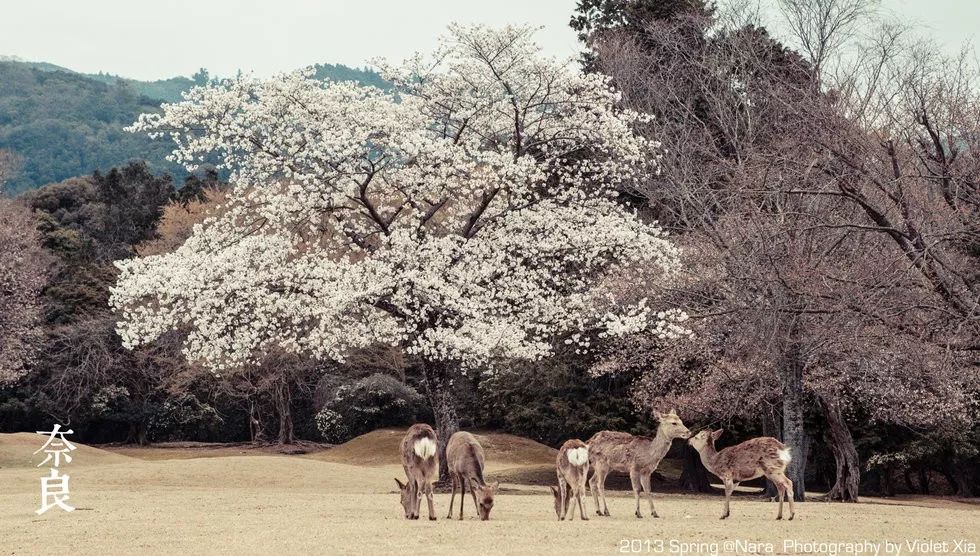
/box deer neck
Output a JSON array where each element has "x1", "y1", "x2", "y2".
[
  {"x1": 694, "y1": 444, "x2": 720, "y2": 474},
  {"x1": 642, "y1": 428, "x2": 674, "y2": 466}
]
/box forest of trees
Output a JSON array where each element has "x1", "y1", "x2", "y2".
[
  {"x1": 0, "y1": 60, "x2": 386, "y2": 193},
  {"x1": 0, "y1": 0, "x2": 977, "y2": 502}
]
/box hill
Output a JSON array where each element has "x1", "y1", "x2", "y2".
[
  {"x1": 308, "y1": 428, "x2": 559, "y2": 468},
  {"x1": 0, "y1": 432, "x2": 134, "y2": 469},
  {"x1": 0, "y1": 59, "x2": 387, "y2": 193}
]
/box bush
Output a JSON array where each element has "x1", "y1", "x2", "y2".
[
  {"x1": 314, "y1": 409, "x2": 348, "y2": 443},
  {"x1": 148, "y1": 393, "x2": 224, "y2": 442},
  {"x1": 315, "y1": 373, "x2": 425, "y2": 443}
]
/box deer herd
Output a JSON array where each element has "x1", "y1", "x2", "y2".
[{"x1": 396, "y1": 411, "x2": 797, "y2": 522}]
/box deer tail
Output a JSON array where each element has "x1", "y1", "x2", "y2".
[
  {"x1": 567, "y1": 446, "x2": 589, "y2": 466},
  {"x1": 413, "y1": 437, "x2": 437, "y2": 460}
]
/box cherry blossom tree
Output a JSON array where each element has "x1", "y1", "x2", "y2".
[{"x1": 111, "y1": 25, "x2": 687, "y2": 456}]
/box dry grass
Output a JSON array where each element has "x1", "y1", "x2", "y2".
[{"x1": 1, "y1": 431, "x2": 977, "y2": 555}]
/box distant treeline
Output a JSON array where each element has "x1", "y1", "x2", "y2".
[{"x1": 0, "y1": 61, "x2": 387, "y2": 194}]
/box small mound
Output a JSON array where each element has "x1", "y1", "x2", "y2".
[
  {"x1": 317, "y1": 428, "x2": 557, "y2": 467},
  {"x1": 0, "y1": 432, "x2": 135, "y2": 469}
]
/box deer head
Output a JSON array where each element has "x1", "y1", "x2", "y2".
[
  {"x1": 548, "y1": 484, "x2": 573, "y2": 518},
  {"x1": 654, "y1": 408, "x2": 692, "y2": 440},
  {"x1": 394, "y1": 478, "x2": 419, "y2": 519},
  {"x1": 688, "y1": 428, "x2": 724, "y2": 452},
  {"x1": 474, "y1": 481, "x2": 499, "y2": 520}
]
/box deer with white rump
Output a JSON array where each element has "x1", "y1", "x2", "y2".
[
  {"x1": 395, "y1": 423, "x2": 438, "y2": 520},
  {"x1": 588, "y1": 409, "x2": 691, "y2": 518},
  {"x1": 687, "y1": 429, "x2": 795, "y2": 520},
  {"x1": 549, "y1": 439, "x2": 590, "y2": 520},
  {"x1": 446, "y1": 431, "x2": 499, "y2": 520}
]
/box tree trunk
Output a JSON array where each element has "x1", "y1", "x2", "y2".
[
  {"x1": 273, "y1": 377, "x2": 294, "y2": 444},
  {"x1": 904, "y1": 470, "x2": 917, "y2": 494},
  {"x1": 761, "y1": 405, "x2": 781, "y2": 499},
  {"x1": 881, "y1": 465, "x2": 896, "y2": 496},
  {"x1": 940, "y1": 462, "x2": 975, "y2": 497},
  {"x1": 917, "y1": 468, "x2": 930, "y2": 495},
  {"x1": 248, "y1": 398, "x2": 266, "y2": 443},
  {"x1": 126, "y1": 422, "x2": 149, "y2": 446},
  {"x1": 781, "y1": 346, "x2": 808, "y2": 502},
  {"x1": 818, "y1": 394, "x2": 860, "y2": 501},
  {"x1": 679, "y1": 445, "x2": 713, "y2": 492},
  {"x1": 422, "y1": 362, "x2": 460, "y2": 483}
]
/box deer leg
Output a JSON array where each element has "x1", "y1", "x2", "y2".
[
  {"x1": 412, "y1": 480, "x2": 422, "y2": 520},
  {"x1": 558, "y1": 475, "x2": 569, "y2": 520},
  {"x1": 447, "y1": 473, "x2": 457, "y2": 519},
  {"x1": 776, "y1": 478, "x2": 786, "y2": 520},
  {"x1": 469, "y1": 478, "x2": 481, "y2": 514},
  {"x1": 600, "y1": 471, "x2": 611, "y2": 516},
  {"x1": 629, "y1": 470, "x2": 644, "y2": 518},
  {"x1": 639, "y1": 472, "x2": 658, "y2": 518},
  {"x1": 765, "y1": 471, "x2": 786, "y2": 520},
  {"x1": 596, "y1": 470, "x2": 611, "y2": 516},
  {"x1": 459, "y1": 477, "x2": 468, "y2": 520},
  {"x1": 721, "y1": 478, "x2": 734, "y2": 519},
  {"x1": 782, "y1": 475, "x2": 795, "y2": 521},
  {"x1": 589, "y1": 471, "x2": 602, "y2": 516},
  {"x1": 576, "y1": 486, "x2": 589, "y2": 521},
  {"x1": 425, "y1": 481, "x2": 436, "y2": 521}
]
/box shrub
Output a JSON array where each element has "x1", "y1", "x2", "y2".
[{"x1": 315, "y1": 373, "x2": 425, "y2": 443}]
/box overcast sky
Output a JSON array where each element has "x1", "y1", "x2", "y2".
[{"x1": 0, "y1": 0, "x2": 976, "y2": 81}]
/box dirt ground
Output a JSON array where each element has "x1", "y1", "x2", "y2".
[{"x1": 1, "y1": 431, "x2": 977, "y2": 555}]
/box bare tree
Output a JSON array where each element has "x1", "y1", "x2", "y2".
[
  {"x1": 589, "y1": 8, "x2": 979, "y2": 502},
  {"x1": 0, "y1": 199, "x2": 51, "y2": 384},
  {"x1": 777, "y1": 0, "x2": 877, "y2": 80}
]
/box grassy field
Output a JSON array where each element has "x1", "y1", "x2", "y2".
[{"x1": 1, "y1": 430, "x2": 977, "y2": 555}]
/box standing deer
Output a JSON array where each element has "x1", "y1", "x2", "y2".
[
  {"x1": 688, "y1": 429, "x2": 795, "y2": 520},
  {"x1": 588, "y1": 409, "x2": 691, "y2": 518},
  {"x1": 549, "y1": 439, "x2": 590, "y2": 520},
  {"x1": 446, "y1": 431, "x2": 499, "y2": 520},
  {"x1": 395, "y1": 423, "x2": 438, "y2": 520}
]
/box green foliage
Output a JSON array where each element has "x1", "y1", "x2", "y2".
[
  {"x1": 314, "y1": 409, "x2": 348, "y2": 443},
  {"x1": 24, "y1": 162, "x2": 175, "y2": 322},
  {"x1": 0, "y1": 62, "x2": 184, "y2": 193},
  {"x1": 570, "y1": 0, "x2": 713, "y2": 68},
  {"x1": 0, "y1": 61, "x2": 388, "y2": 193},
  {"x1": 316, "y1": 373, "x2": 426, "y2": 443},
  {"x1": 85, "y1": 71, "x2": 195, "y2": 103},
  {"x1": 149, "y1": 393, "x2": 225, "y2": 442},
  {"x1": 477, "y1": 356, "x2": 648, "y2": 446},
  {"x1": 311, "y1": 63, "x2": 390, "y2": 89}
]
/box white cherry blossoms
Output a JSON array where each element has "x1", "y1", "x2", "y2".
[{"x1": 111, "y1": 24, "x2": 689, "y2": 373}]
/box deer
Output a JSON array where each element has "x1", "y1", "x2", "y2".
[
  {"x1": 446, "y1": 431, "x2": 499, "y2": 520},
  {"x1": 587, "y1": 409, "x2": 691, "y2": 518},
  {"x1": 687, "y1": 429, "x2": 795, "y2": 520},
  {"x1": 395, "y1": 423, "x2": 438, "y2": 520},
  {"x1": 549, "y1": 439, "x2": 590, "y2": 520}
]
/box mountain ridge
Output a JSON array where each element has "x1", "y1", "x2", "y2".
[{"x1": 0, "y1": 58, "x2": 387, "y2": 193}]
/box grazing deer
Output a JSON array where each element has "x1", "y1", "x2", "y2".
[
  {"x1": 446, "y1": 431, "x2": 499, "y2": 520},
  {"x1": 687, "y1": 429, "x2": 795, "y2": 520},
  {"x1": 549, "y1": 439, "x2": 590, "y2": 520},
  {"x1": 395, "y1": 423, "x2": 438, "y2": 520},
  {"x1": 588, "y1": 409, "x2": 691, "y2": 518}
]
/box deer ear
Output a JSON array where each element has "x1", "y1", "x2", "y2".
[
  {"x1": 394, "y1": 477, "x2": 405, "y2": 490},
  {"x1": 654, "y1": 410, "x2": 664, "y2": 420},
  {"x1": 669, "y1": 408, "x2": 677, "y2": 416},
  {"x1": 549, "y1": 485, "x2": 559, "y2": 497},
  {"x1": 710, "y1": 429, "x2": 724, "y2": 442},
  {"x1": 493, "y1": 481, "x2": 500, "y2": 492}
]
